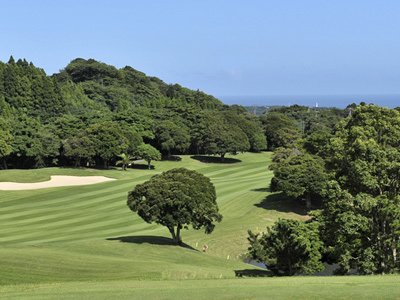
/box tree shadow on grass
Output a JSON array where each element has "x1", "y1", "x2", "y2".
[
  {"x1": 106, "y1": 235, "x2": 196, "y2": 250},
  {"x1": 251, "y1": 187, "x2": 270, "y2": 193},
  {"x1": 191, "y1": 155, "x2": 241, "y2": 164},
  {"x1": 130, "y1": 164, "x2": 154, "y2": 170},
  {"x1": 234, "y1": 269, "x2": 273, "y2": 277},
  {"x1": 254, "y1": 191, "x2": 309, "y2": 216}
]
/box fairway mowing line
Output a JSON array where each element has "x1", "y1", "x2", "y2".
[
  {"x1": 11, "y1": 223, "x2": 154, "y2": 245},
  {"x1": 0, "y1": 203, "x2": 133, "y2": 236},
  {"x1": 0, "y1": 186, "x2": 131, "y2": 215},
  {"x1": 0, "y1": 179, "x2": 136, "y2": 209},
  {"x1": 214, "y1": 173, "x2": 269, "y2": 187},
  {"x1": 205, "y1": 161, "x2": 268, "y2": 177},
  {"x1": 0, "y1": 191, "x2": 128, "y2": 222},
  {"x1": 204, "y1": 166, "x2": 248, "y2": 178},
  {"x1": 215, "y1": 176, "x2": 268, "y2": 196},
  {"x1": 0, "y1": 209, "x2": 131, "y2": 236},
  {"x1": 208, "y1": 167, "x2": 270, "y2": 183},
  {"x1": 0, "y1": 209, "x2": 154, "y2": 245}
]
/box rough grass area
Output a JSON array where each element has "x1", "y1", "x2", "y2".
[{"x1": 1, "y1": 152, "x2": 399, "y2": 299}]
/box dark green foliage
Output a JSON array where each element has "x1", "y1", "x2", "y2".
[
  {"x1": 55, "y1": 58, "x2": 223, "y2": 112},
  {"x1": 85, "y1": 121, "x2": 128, "y2": 168},
  {"x1": 8, "y1": 114, "x2": 43, "y2": 168},
  {"x1": 0, "y1": 57, "x2": 64, "y2": 119},
  {"x1": 62, "y1": 132, "x2": 95, "y2": 167},
  {"x1": 201, "y1": 112, "x2": 250, "y2": 161},
  {"x1": 127, "y1": 168, "x2": 222, "y2": 244},
  {"x1": 248, "y1": 218, "x2": 324, "y2": 276},
  {"x1": 260, "y1": 112, "x2": 300, "y2": 150},
  {"x1": 270, "y1": 153, "x2": 327, "y2": 209},
  {"x1": 115, "y1": 153, "x2": 134, "y2": 171},
  {"x1": 155, "y1": 120, "x2": 190, "y2": 158},
  {"x1": 34, "y1": 126, "x2": 60, "y2": 167},
  {"x1": 302, "y1": 129, "x2": 332, "y2": 157},
  {"x1": 319, "y1": 105, "x2": 400, "y2": 275},
  {"x1": 221, "y1": 110, "x2": 267, "y2": 152},
  {"x1": 265, "y1": 104, "x2": 348, "y2": 135},
  {"x1": 0, "y1": 117, "x2": 13, "y2": 169},
  {"x1": 134, "y1": 143, "x2": 161, "y2": 169}
]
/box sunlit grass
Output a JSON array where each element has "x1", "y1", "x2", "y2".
[{"x1": 1, "y1": 152, "x2": 398, "y2": 299}]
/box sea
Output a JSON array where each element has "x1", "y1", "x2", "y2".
[{"x1": 218, "y1": 94, "x2": 400, "y2": 109}]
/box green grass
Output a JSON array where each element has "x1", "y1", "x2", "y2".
[
  {"x1": 1, "y1": 152, "x2": 399, "y2": 299},
  {"x1": 1, "y1": 276, "x2": 400, "y2": 300}
]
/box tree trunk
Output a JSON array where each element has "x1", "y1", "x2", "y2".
[
  {"x1": 168, "y1": 226, "x2": 177, "y2": 242},
  {"x1": 221, "y1": 153, "x2": 225, "y2": 162},
  {"x1": 168, "y1": 225, "x2": 182, "y2": 245},
  {"x1": 176, "y1": 224, "x2": 182, "y2": 244},
  {"x1": 148, "y1": 160, "x2": 151, "y2": 169},
  {"x1": 2, "y1": 159, "x2": 7, "y2": 170},
  {"x1": 74, "y1": 157, "x2": 80, "y2": 167},
  {"x1": 306, "y1": 194, "x2": 312, "y2": 210}
]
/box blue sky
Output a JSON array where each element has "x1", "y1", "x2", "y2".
[{"x1": 2, "y1": 1, "x2": 400, "y2": 106}]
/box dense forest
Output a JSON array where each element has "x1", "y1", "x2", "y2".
[
  {"x1": 0, "y1": 56, "x2": 356, "y2": 170},
  {"x1": 0, "y1": 56, "x2": 270, "y2": 169}
]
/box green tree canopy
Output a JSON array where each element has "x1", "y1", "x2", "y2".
[
  {"x1": 248, "y1": 218, "x2": 324, "y2": 276},
  {"x1": 115, "y1": 153, "x2": 134, "y2": 171},
  {"x1": 260, "y1": 112, "x2": 299, "y2": 150},
  {"x1": 127, "y1": 168, "x2": 222, "y2": 244},
  {"x1": 63, "y1": 132, "x2": 95, "y2": 167},
  {"x1": 319, "y1": 105, "x2": 400, "y2": 275},
  {"x1": 134, "y1": 143, "x2": 161, "y2": 169},
  {"x1": 202, "y1": 113, "x2": 250, "y2": 162},
  {"x1": 270, "y1": 153, "x2": 327, "y2": 209},
  {"x1": 155, "y1": 120, "x2": 190, "y2": 159},
  {"x1": 85, "y1": 121, "x2": 127, "y2": 168}
]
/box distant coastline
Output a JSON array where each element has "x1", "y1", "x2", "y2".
[{"x1": 218, "y1": 94, "x2": 400, "y2": 108}]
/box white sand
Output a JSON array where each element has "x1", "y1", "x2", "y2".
[{"x1": 0, "y1": 175, "x2": 116, "y2": 190}]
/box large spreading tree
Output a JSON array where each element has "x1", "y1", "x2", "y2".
[
  {"x1": 202, "y1": 113, "x2": 250, "y2": 162},
  {"x1": 155, "y1": 120, "x2": 190, "y2": 159},
  {"x1": 127, "y1": 168, "x2": 222, "y2": 244},
  {"x1": 270, "y1": 153, "x2": 327, "y2": 209},
  {"x1": 134, "y1": 143, "x2": 161, "y2": 169}
]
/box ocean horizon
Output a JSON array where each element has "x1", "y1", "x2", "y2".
[{"x1": 218, "y1": 94, "x2": 400, "y2": 109}]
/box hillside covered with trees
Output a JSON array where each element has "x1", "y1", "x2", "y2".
[{"x1": 0, "y1": 56, "x2": 268, "y2": 169}]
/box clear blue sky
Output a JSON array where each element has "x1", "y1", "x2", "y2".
[{"x1": 2, "y1": 1, "x2": 400, "y2": 106}]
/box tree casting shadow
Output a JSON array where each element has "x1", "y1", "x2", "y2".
[
  {"x1": 107, "y1": 235, "x2": 196, "y2": 250},
  {"x1": 191, "y1": 155, "x2": 241, "y2": 164},
  {"x1": 255, "y1": 191, "x2": 309, "y2": 216},
  {"x1": 234, "y1": 269, "x2": 272, "y2": 277}
]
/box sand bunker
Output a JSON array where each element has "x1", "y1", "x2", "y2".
[{"x1": 0, "y1": 175, "x2": 116, "y2": 190}]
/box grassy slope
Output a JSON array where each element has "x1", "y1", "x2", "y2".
[{"x1": 1, "y1": 152, "x2": 399, "y2": 299}]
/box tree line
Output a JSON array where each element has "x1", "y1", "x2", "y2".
[
  {"x1": 249, "y1": 104, "x2": 400, "y2": 276},
  {"x1": 0, "y1": 56, "x2": 269, "y2": 169}
]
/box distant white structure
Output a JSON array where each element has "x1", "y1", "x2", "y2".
[{"x1": 316, "y1": 102, "x2": 318, "y2": 108}]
